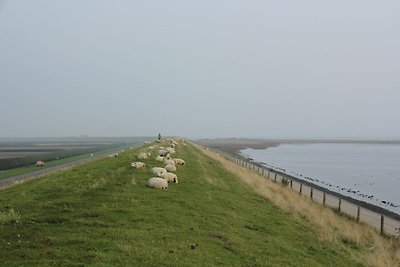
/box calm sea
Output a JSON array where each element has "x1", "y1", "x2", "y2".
[{"x1": 241, "y1": 143, "x2": 400, "y2": 214}]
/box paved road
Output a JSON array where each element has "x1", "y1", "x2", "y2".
[{"x1": 0, "y1": 150, "x2": 124, "y2": 189}]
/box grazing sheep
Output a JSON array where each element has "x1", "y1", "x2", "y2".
[
  {"x1": 146, "y1": 177, "x2": 168, "y2": 189},
  {"x1": 158, "y1": 146, "x2": 165, "y2": 150},
  {"x1": 174, "y1": 159, "x2": 186, "y2": 165},
  {"x1": 164, "y1": 159, "x2": 175, "y2": 165},
  {"x1": 131, "y1": 162, "x2": 146, "y2": 169},
  {"x1": 144, "y1": 141, "x2": 151, "y2": 145},
  {"x1": 156, "y1": 155, "x2": 164, "y2": 162},
  {"x1": 159, "y1": 172, "x2": 178, "y2": 183},
  {"x1": 138, "y1": 152, "x2": 148, "y2": 159},
  {"x1": 165, "y1": 164, "x2": 176, "y2": 172},
  {"x1": 36, "y1": 160, "x2": 45, "y2": 166},
  {"x1": 108, "y1": 153, "x2": 118, "y2": 158},
  {"x1": 151, "y1": 167, "x2": 167, "y2": 176},
  {"x1": 158, "y1": 149, "x2": 169, "y2": 156},
  {"x1": 165, "y1": 154, "x2": 171, "y2": 160}
]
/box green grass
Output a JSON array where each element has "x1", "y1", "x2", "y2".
[
  {"x1": 0, "y1": 141, "x2": 364, "y2": 266},
  {"x1": 0, "y1": 146, "x2": 127, "y2": 180}
]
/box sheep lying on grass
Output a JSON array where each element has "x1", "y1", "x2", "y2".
[
  {"x1": 151, "y1": 167, "x2": 167, "y2": 176},
  {"x1": 138, "y1": 152, "x2": 149, "y2": 160},
  {"x1": 158, "y1": 149, "x2": 169, "y2": 156},
  {"x1": 159, "y1": 172, "x2": 178, "y2": 183},
  {"x1": 166, "y1": 147, "x2": 175, "y2": 154},
  {"x1": 156, "y1": 155, "x2": 164, "y2": 162},
  {"x1": 163, "y1": 159, "x2": 175, "y2": 166},
  {"x1": 165, "y1": 164, "x2": 176, "y2": 172},
  {"x1": 131, "y1": 162, "x2": 146, "y2": 169},
  {"x1": 146, "y1": 177, "x2": 168, "y2": 189},
  {"x1": 174, "y1": 158, "x2": 186, "y2": 165}
]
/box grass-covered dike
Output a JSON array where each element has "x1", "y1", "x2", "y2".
[{"x1": 0, "y1": 139, "x2": 398, "y2": 266}]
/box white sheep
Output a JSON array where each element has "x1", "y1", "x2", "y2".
[
  {"x1": 174, "y1": 158, "x2": 186, "y2": 165},
  {"x1": 146, "y1": 177, "x2": 168, "y2": 189},
  {"x1": 165, "y1": 164, "x2": 176, "y2": 172},
  {"x1": 151, "y1": 167, "x2": 167, "y2": 176},
  {"x1": 166, "y1": 147, "x2": 175, "y2": 154},
  {"x1": 159, "y1": 172, "x2": 178, "y2": 183},
  {"x1": 156, "y1": 155, "x2": 164, "y2": 162},
  {"x1": 158, "y1": 149, "x2": 169, "y2": 156},
  {"x1": 165, "y1": 154, "x2": 171, "y2": 160},
  {"x1": 163, "y1": 159, "x2": 175, "y2": 166},
  {"x1": 131, "y1": 162, "x2": 146, "y2": 169},
  {"x1": 138, "y1": 152, "x2": 148, "y2": 160}
]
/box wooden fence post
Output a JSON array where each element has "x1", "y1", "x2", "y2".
[
  {"x1": 338, "y1": 198, "x2": 342, "y2": 213},
  {"x1": 290, "y1": 180, "x2": 293, "y2": 188},
  {"x1": 274, "y1": 173, "x2": 277, "y2": 182},
  {"x1": 299, "y1": 183, "x2": 303, "y2": 194},
  {"x1": 357, "y1": 205, "x2": 360, "y2": 222},
  {"x1": 323, "y1": 192, "x2": 326, "y2": 206},
  {"x1": 381, "y1": 215, "x2": 384, "y2": 235},
  {"x1": 310, "y1": 188, "x2": 313, "y2": 199}
]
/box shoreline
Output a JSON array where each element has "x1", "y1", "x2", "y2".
[
  {"x1": 198, "y1": 138, "x2": 400, "y2": 219},
  {"x1": 196, "y1": 138, "x2": 400, "y2": 155}
]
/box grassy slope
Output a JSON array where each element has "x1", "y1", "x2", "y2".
[
  {"x1": 0, "y1": 147, "x2": 126, "y2": 180},
  {"x1": 0, "y1": 142, "x2": 363, "y2": 266}
]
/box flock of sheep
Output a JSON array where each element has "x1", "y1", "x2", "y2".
[{"x1": 131, "y1": 138, "x2": 186, "y2": 189}]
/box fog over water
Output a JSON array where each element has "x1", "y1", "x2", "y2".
[
  {"x1": 1, "y1": 1, "x2": 400, "y2": 138},
  {"x1": 241, "y1": 143, "x2": 400, "y2": 214}
]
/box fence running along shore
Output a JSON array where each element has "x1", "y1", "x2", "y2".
[{"x1": 200, "y1": 145, "x2": 400, "y2": 237}]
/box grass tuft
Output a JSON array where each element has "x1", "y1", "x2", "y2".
[{"x1": 0, "y1": 208, "x2": 21, "y2": 225}]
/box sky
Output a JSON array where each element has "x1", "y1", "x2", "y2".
[{"x1": 0, "y1": 1, "x2": 399, "y2": 139}]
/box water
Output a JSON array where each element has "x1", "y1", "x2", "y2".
[{"x1": 241, "y1": 143, "x2": 400, "y2": 214}]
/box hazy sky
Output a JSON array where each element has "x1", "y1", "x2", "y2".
[{"x1": 1, "y1": 1, "x2": 399, "y2": 139}]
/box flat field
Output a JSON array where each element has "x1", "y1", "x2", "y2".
[{"x1": 0, "y1": 137, "x2": 152, "y2": 179}]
